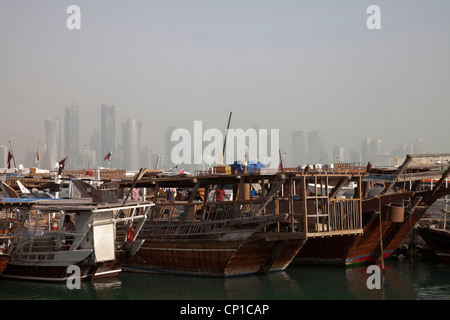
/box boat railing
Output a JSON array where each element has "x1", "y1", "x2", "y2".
[
  {"x1": 265, "y1": 196, "x2": 363, "y2": 237},
  {"x1": 298, "y1": 198, "x2": 363, "y2": 237},
  {"x1": 149, "y1": 199, "x2": 265, "y2": 222}
]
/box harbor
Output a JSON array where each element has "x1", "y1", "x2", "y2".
[
  {"x1": 1, "y1": 3, "x2": 450, "y2": 307},
  {"x1": 1, "y1": 260, "x2": 450, "y2": 300},
  {"x1": 1, "y1": 153, "x2": 450, "y2": 303}
]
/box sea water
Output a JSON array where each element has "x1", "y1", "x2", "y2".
[{"x1": 1, "y1": 259, "x2": 449, "y2": 300}]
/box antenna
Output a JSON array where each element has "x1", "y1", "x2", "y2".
[{"x1": 221, "y1": 112, "x2": 233, "y2": 165}]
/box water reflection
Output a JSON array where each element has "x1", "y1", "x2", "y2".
[
  {"x1": 1, "y1": 260, "x2": 450, "y2": 300},
  {"x1": 345, "y1": 263, "x2": 416, "y2": 299},
  {"x1": 224, "y1": 271, "x2": 299, "y2": 300},
  {"x1": 0, "y1": 276, "x2": 123, "y2": 300},
  {"x1": 411, "y1": 262, "x2": 450, "y2": 300}
]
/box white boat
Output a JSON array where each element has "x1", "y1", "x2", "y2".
[
  {"x1": 0, "y1": 198, "x2": 150, "y2": 281},
  {"x1": 307, "y1": 182, "x2": 357, "y2": 197}
]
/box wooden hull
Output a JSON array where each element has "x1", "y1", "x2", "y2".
[
  {"x1": 2, "y1": 262, "x2": 97, "y2": 282},
  {"x1": 294, "y1": 208, "x2": 424, "y2": 266},
  {"x1": 228, "y1": 232, "x2": 305, "y2": 275},
  {"x1": 0, "y1": 254, "x2": 11, "y2": 275},
  {"x1": 92, "y1": 250, "x2": 131, "y2": 279},
  {"x1": 416, "y1": 226, "x2": 450, "y2": 263},
  {"x1": 124, "y1": 215, "x2": 305, "y2": 277},
  {"x1": 2, "y1": 250, "x2": 132, "y2": 282},
  {"x1": 125, "y1": 234, "x2": 305, "y2": 277}
]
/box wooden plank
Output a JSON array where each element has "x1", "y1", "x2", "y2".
[
  {"x1": 382, "y1": 156, "x2": 412, "y2": 194},
  {"x1": 428, "y1": 166, "x2": 450, "y2": 205},
  {"x1": 253, "y1": 177, "x2": 285, "y2": 216},
  {"x1": 329, "y1": 177, "x2": 350, "y2": 198}
]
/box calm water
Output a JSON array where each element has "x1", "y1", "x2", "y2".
[{"x1": 1, "y1": 259, "x2": 450, "y2": 300}]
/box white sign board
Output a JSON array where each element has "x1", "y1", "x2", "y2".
[{"x1": 93, "y1": 223, "x2": 115, "y2": 263}]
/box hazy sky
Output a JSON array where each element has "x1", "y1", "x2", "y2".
[{"x1": 1, "y1": 1, "x2": 450, "y2": 164}]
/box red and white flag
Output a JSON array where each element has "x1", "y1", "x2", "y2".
[
  {"x1": 6, "y1": 151, "x2": 12, "y2": 169},
  {"x1": 104, "y1": 151, "x2": 112, "y2": 161}
]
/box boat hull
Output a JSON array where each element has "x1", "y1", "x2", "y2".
[
  {"x1": 1, "y1": 262, "x2": 97, "y2": 282},
  {"x1": 416, "y1": 226, "x2": 450, "y2": 263},
  {"x1": 294, "y1": 210, "x2": 423, "y2": 266},
  {"x1": 124, "y1": 214, "x2": 305, "y2": 277},
  {"x1": 92, "y1": 250, "x2": 135, "y2": 279},
  {"x1": 124, "y1": 233, "x2": 305, "y2": 277},
  {"x1": 0, "y1": 253, "x2": 11, "y2": 275},
  {"x1": 2, "y1": 249, "x2": 132, "y2": 281}
]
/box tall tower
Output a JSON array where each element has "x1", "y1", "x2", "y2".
[
  {"x1": 292, "y1": 131, "x2": 306, "y2": 166},
  {"x1": 360, "y1": 138, "x2": 371, "y2": 165},
  {"x1": 90, "y1": 129, "x2": 100, "y2": 167},
  {"x1": 45, "y1": 117, "x2": 62, "y2": 170},
  {"x1": 64, "y1": 104, "x2": 80, "y2": 169},
  {"x1": 101, "y1": 105, "x2": 116, "y2": 165},
  {"x1": 414, "y1": 138, "x2": 426, "y2": 154},
  {"x1": 307, "y1": 131, "x2": 324, "y2": 164},
  {"x1": 0, "y1": 145, "x2": 7, "y2": 168},
  {"x1": 164, "y1": 126, "x2": 176, "y2": 170},
  {"x1": 122, "y1": 116, "x2": 141, "y2": 171},
  {"x1": 332, "y1": 145, "x2": 345, "y2": 163}
]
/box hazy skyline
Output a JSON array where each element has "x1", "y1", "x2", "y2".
[{"x1": 1, "y1": 1, "x2": 449, "y2": 166}]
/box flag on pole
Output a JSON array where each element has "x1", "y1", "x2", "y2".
[
  {"x1": 35, "y1": 151, "x2": 39, "y2": 166},
  {"x1": 104, "y1": 151, "x2": 112, "y2": 161},
  {"x1": 58, "y1": 157, "x2": 67, "y2": 175},
  {"x1": 6, "y1": 151, "x2": 12, "y2": 169},
  {"x1": 104, "y1": 150, "x2": 112, "y2": 167}
]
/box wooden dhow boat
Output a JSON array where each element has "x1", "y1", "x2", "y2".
[
  {"x1": 0, "y1": 196, "x2": 149, "y2": 281},
  {"x1": 294, "y1": 153, "x2": 450, "y2": 265},
  {"x1": 416, "y1": 224, "x2": 450, "y2": 263},
  {"x1": 118, "y1": 171, "x2": 306, "y2": 277},
  {"x1": 0, "y1": 253, "x2": 10, "y2": 275}
]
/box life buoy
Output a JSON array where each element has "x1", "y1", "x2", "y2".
[
  {"x1": 127, "y1": 227, "x2": 134, "y2": 242},
  {"x1": 0, "y1": 218, "x2": 17, "y2": 234},
  {"x1": 51, "y1": 219, "x2": 59, "y2": 230}
]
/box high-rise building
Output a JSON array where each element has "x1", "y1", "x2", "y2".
[
  {"x1": 164, "y1": 126, "x2": 176, "y2": 170},
  {"x1": 371, "y1": 139, "x2": 382, "y2": 158},
  {"x1": 140, "y1": 148, "x2": 153, "y2": 169},
  {"x1": 360, "y1": 138, "x2": 371, "y2": 165},
  {"x1": 0, "y1": 145, "x2": 7, "y2": 168},
  {"x1": 122, "y1": 116, "x2": 141, "y2": 171},
  {"x1": 90, "y1": 129, "x2": 100, "y2": 167},
  {"x1": 307, "y1": 131, "x2": 325, "y2": 164},
  {"x1": 64, "y1": 104, "x2": 80, "y2": 169},
  {"x1": 45, "y1": 117, "x2": 61, "y2": 170},
  {"x1": 101, "y1": 105, "x2": 116, "y2": 165},
  {"x1": 361, "y1": 138, "x2": 382, "y2": 164},
  {"x1": 414, "y1": 138, "x2": 426, "y2": 154},
  {"x1": 349, "y1": 149, "x2": 361, "y2": 164},
  {"x1": 292, "y1": 131, "x2": 306, "y2": 166},
  {"x1": 394, "y1": 144, "x2": 411, "y2": 158},
  {"x1": 332, "y1": 145, "x2": 345, "y2": 163}
]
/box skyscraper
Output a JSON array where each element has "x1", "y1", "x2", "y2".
[
  {"x1": 89, "y1": 129, "x2": 100, "y2": 167},
  {"x1": 64, "y1": 104, "x2": 80, "y2": 169},
  {"x1": 122, "y1": 116, "x2": 141, "y2": 170},
  {"x1": 101, "y1": 105, "x2": 116, "y2": 165},
  {"x1": 360, "y1": 138, "x2": 371, "y2": 165},
  {"x1": 307, "y1": 131, "x2": 325, "y2": 164},
  {"x1": 292, "y1": 131, "x2": 306, "y2": 166},
  {"x1": 332, "y1": 145, "x2": 345, "y2": 163},
  {"x1": 0, "y1": 145, "x2": 7, "y2": 168},
  {"x1": 371, "y1": 139, "x2": 382, "y2": 159},
  {"x1": 164, "y1": 126, "x2": 176, "y2": 170},
  {"x1": 45, "y1": 117, "x2": 61, "y2": 170},
  {"x1": 414, "y1": 138, "x2": 426, "y2": 154}
]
